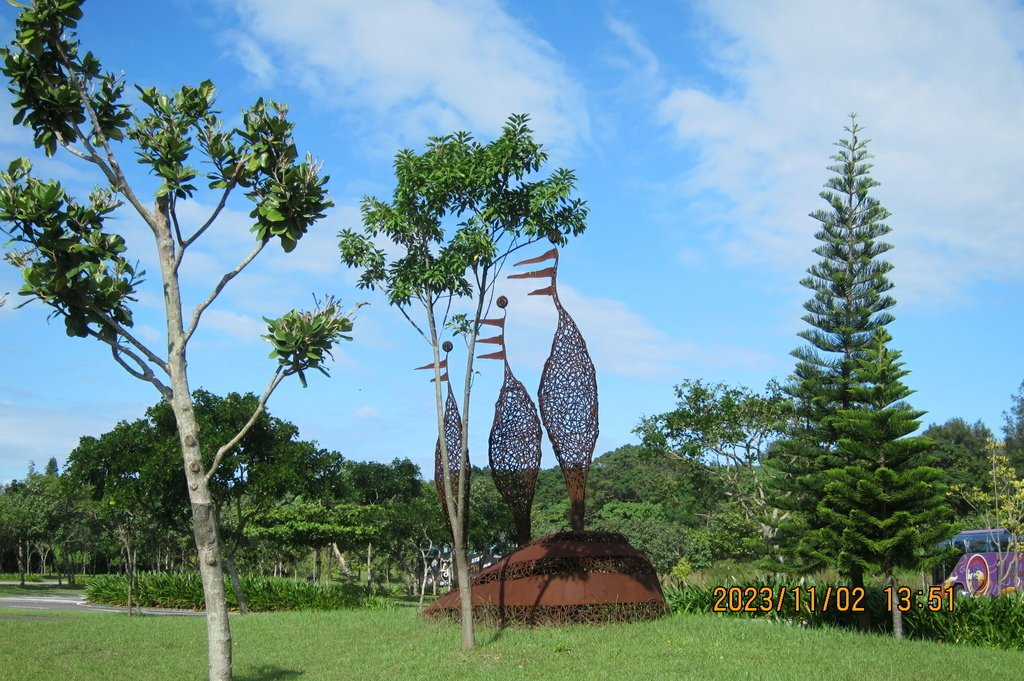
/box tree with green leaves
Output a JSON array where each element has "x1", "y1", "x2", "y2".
[
  {"x1": 339, "y1": 113, "x2": 587, "y2": 647},
  {"x1": 0, "y1": 3, "x2": 355, "y2": 678},
  {"x1": 819, "y1": 329, "x2": 951, "y2": 638},
  {"x1": 1004, "y1": 380, "x2": 1024, "y2": 473},
  {"x1": 770, "y1": 115, "x2": 899, "y2": 576},
  {"x1": 636, "y1": 379, "x2": 791, "y2": 550},
  {"x1": 769, "y1": 116, "x2": 950, "y2": 637},
  {"x1": 923, "y1": 418, "x2": 994, "y2": 517}
]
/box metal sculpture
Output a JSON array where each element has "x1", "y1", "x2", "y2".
[
  {"x1": 423, "y1": 531, "x2": 666, "y2": 625},
  {"x1": 509, "y1": 248, "x2": 598, "y2": 532},
  {"x1": 416, "y1": 341, "x2": 469, "y2": 539},
  {"x1": 477, "y1": 295, "x2": 543, "y2": 546},
  {"x1": 421, "y1": 249, "x2": 666, "y2": 627}
]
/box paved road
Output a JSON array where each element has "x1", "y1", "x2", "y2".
[{"x1": 0, "y1": 592, "x2": 203, "y2": 617}]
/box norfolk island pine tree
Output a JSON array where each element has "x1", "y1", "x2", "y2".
[
  {"x1": 767, "y1": 115, "x2": 950, "y2": 632},
  {"x1": 0, "y1": 2, "x2": 357, "y2": 679}
]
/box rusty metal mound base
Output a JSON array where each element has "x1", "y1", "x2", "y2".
[{"x1": 422, "y1": 531, "x2": 667, "y2": 626}]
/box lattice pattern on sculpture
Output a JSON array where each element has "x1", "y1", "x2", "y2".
[
  {"x1": 509, "y1": 248, "x2": 598, "y2": 532},
  {"x1": 416, "y1": 343, "x2": 469, "y2": 539},
  {"x1": 477, "y1": 296, "x2": 543, "y2": 546},
  {"x1": 435, "y1": 380, "x2": 469, "y2": 538},
  {"x1": 422, "y1": 531, "x2": 666, "y2": 626},
  {"x1": 440, "y1": 601, "x2": 667, "y2": 627}
]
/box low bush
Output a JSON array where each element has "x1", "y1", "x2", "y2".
[
  {"x1": 86, "y1": 572, "x2": 364, "y2": 611},
  {"x1": 663, "y1": 577, "x2": 1024, "y2": 650},
  {"x1": 0, "y1": 573, "x2": 44, "y2": 582}
]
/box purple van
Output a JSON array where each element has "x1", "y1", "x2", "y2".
[{"x1": 939, "y1": 529, "x2": 1024, "y2": 596}]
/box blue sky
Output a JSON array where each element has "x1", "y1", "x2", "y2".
[{"x1": 1, "y1": 0, "x2": 1023, "y2": 484}]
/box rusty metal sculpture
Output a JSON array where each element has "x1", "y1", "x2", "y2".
[
  {"x1": 422, "y1": 248, "x2": 665, "y2": 627},
  {"x1": 423, "y1": 531, "x2": 666, "y2": 625},
  {"x1": 416, "y1": 341, "x2": 469, "y2": 540},
  {"x1": 509, "y1": 248, "x2": 598, "y2": 532},
  {"x1": 477, "y1": 295, "x2": 543, "y2": 546}
]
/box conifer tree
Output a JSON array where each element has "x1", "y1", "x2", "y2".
[
  {"x1": 820, "y1": 329, "x2": 951, "y2": 638},
  {"x1": 769, "y1": 117, "x2": 950, "y2": 629},
  {"x1": 771, "y1": 115, "x2": 897, "y2": 578}
]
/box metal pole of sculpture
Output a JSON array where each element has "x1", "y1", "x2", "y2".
[
  {"x1": 509, "y1": 248, "x2": 598, "y2": 532},
  {"x1": 477, "y1": 295, "x2": 543, "y2": 546},
  {"x1": 415, "y1": 341, "x2": 469, "y2": 541}
]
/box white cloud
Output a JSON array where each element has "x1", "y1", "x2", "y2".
[
  {"x1": 489, "y1": 260, "x2": 770, "y2": 380},
  {"x1": 225, "y1": 0, "x2": 589, "y2": 152},
  {"x1": 657, "y1": 0, "x2": 1024, "y2": 305},
  {"x1": 201, "y1": 309, "x2": 266, "y2": 342},
  {"x1": 220, "y1": 29, "x2": 278, "y2": 86},
  {"x1": 354, "y1": 405, "x2": 379, "y2": 419},
  {"x1": 0, "y1": 401, "x2": 143, "y2": 483}
]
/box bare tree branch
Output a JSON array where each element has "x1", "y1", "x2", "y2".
[
  {"x1": 85, "y1": 329, "x2": 172, "y2": 398},
  {"x1": 181, "y1": 159, "x2": 247, "y2": 253},
  {"x1": 85, "y1": 300, "x2": 169, "y2": 374},
  {"x1": 50, "y1": 39, "x2": 157, "y2": 231},
  {"x1": 169, "y1": 197, "x2": 184, "y2": 247},
  {"x1": 183, "y1": 240, "x2": 267, "y2": 346},
  {"x1": 204, "y1": 368, "x2": 285, "y2": 482}
]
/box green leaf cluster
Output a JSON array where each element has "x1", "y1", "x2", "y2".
[
  {"x1": 0, "y1": 158, "x2": 141, "y2": 338},
  {"x1": 263, "y1": 297, "x2": 358, "y2": 387},
  {"x1": 339, "y1": 113, "x2": 588, "y2": 307},
  {"x1": 1, "y1": 0, "x2": 129, "y2": 156}
]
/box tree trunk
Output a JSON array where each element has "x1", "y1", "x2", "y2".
[
  {"x1": 418, "y1": 548, "x2": 429, "y2": 608},
  {"x1": 850, "y1": 565, "x2": 870, "y2": 632},
  {"x1": 365, "y1": 543, "x2": 373, "y2": 591},
  {"x1": 426, "y1": 302, "x2": 475, "y2": 649},
  {"x1": 887, "y1": 571, "x2": 904, "y2": 639},
  {"x1": 223, "y1": 549, "x2": 249, "y2": 615},
  {"x1": 155, "y1": 199, "x2": 233, "y2": 681},
  {"x1": 452, "y1": 542, "x2": 474, "y2": 646},
  {"x1": 17, "y1": 541, "x2": 25, "y2": 586},
  {"x1": 331, "y1": 543, "x2": 350, "y2": 578}
]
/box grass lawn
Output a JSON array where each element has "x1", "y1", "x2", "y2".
[{"x1": 0, "y1": 606, "x2": 1019, "y2": 680}]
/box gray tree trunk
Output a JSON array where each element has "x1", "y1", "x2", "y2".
[
  {"x1": 224, "y1": 550, "x2": 249, "y2": 615},
  {"x1": 888, "y1": 572, "x2": 904, "y2": 639},
  {"x1": 155, "y1": 201, "x2": 233, "y2": 681}
]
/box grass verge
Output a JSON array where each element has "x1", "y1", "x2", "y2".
[{"x1": 1, "y1": 607, "x2": 1022, "y2": 680}]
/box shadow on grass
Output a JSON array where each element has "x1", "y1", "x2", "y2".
[{"x1": 236, "y1": 666, "x2": 305, "y2": 681}]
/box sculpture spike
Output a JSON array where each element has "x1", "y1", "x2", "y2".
[
  {"x1": 477, "y1": 334, "x2": 504, "y2": 345},
  {"x1": 513, "y1": 247, "x2": 558, "y2": 267},
  {"x1": 507, "y1": 266, "x2": 555, "y2": 280}
]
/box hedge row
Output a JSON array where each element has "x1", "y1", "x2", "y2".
[{"x1": 86, "y1": 572, "x2": 364, "y2": 611}]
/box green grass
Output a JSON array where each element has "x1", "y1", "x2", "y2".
[{"x1": 1, "y1": 607, "x2": 1023, "y2": 680}]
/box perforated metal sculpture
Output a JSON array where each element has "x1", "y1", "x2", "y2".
[
  {"x1": 423, "y1": 250, "x2": 666, "y2": 627},
  {"x1": 477, "y1": 295, "x2": 543, "y2": 546},
  {"x1": 423, "y1": 531, "x2": 666, "y2": 625},
  {"x1": 416, "y1": 341, "x2": 469, "y2": 539},
  {"x1": 509, "y1": 248, "x2": 598, "y2": 532}
]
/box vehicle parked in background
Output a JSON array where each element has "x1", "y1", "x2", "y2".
[{"x1": 936, "y1": 528, "x2": 1024, "y2": 596}]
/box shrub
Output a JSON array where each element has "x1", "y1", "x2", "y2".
[
  {"x1": 86, "y1": 572, "x2": 365, "y2": 611},
  {"x1": 0, "y1": 573, "x2": 43, "y2": 582},
  {"x1": 664, "y1": 578, "x2": 1024, "y2": 650}
]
